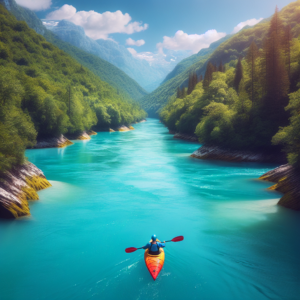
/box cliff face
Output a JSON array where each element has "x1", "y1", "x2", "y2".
[
  {"x1": 191, "y1": 145, "x2": 287, "y2": 163},
  {"x1": 0, "y1": 162, "x2": 51, "y2": 218},
  {"x1": 260, "y1": 164, "x2": 300, "y2": 211}
]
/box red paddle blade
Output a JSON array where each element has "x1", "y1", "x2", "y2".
[
  {"x1": 125, "y1": 247, "x2": 138, "y2": 253},
  {"x1": 172, "y1": 236, "x2": 184, "y2": 242}
]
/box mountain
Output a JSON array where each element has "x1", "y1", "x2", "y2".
[
  {"x1": 161, "y1": 35, "x2": 232, "y2": 84},
  {"x1": 45, "y1": 20, "x2": 187, "y2": 92},
  {"x1": 141, "y1": 1, "x2": 300, "y2": 117},
  {"x1": 0, "y1": 3, "x2": 146, "y2": 174},
  {"x1": 0, "y1": 0, "x2": 147, "y2": 101}
]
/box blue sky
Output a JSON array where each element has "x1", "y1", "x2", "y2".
[{"x1": 16, "y1": 0, "x2": 295, "y2": 60}]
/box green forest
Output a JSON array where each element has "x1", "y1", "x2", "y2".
[
  {"x1": 143, "y1": 1, "x2": 300, "y2": 117},
  {"x1": 160, "y1": 7, "x2": 300, "y2": 169},
  {"x1": 0, "y1": 0, "x2": 148, "y2": 101},
  {"x1": 0, "y1": 6, "x2": 146, "y2": 175}
]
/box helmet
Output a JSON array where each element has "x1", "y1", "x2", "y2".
[{"x1": 151, "y1": 234, "x2": 157, "y2": 242}]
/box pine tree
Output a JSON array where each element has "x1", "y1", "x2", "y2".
[
  {"x1": 177, "y1": 87, "x2": 181, "y2": 98},
  {"x1": 203, "y1": 62, "x2": 214, "y2": 90},
  {"x1": 218, "y1": 60, "x2": 224, "y2": 72},
  {"x1": 192, "y1": 72, "x2": 197, "y2": 90},
  {"x1": 246, "y1": 41, "x2": 259, "y2": 104},
  {"x1": 233, "y1": 57, "x2": 243, "y2": 92},
  {"x1": 264, "y1": 6, "x2": 289, "y2": 119},
  {"x1": 181, "y1": 87, "x2": 186, "y2": 98},
  {"x1": 187, "y1": 73, "x2": 192, "y2": 95},
  {"x1": 283, "y1": 25, "x2": 292, "y2": 79}
]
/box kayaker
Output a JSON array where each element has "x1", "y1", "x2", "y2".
[{"x1": 142, "y1": 234, "x2": 165, "y2": 255}]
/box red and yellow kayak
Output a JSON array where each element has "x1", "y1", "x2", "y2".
[{"x1": 144, "y1": 240, "x2": 165, "y2": 281}]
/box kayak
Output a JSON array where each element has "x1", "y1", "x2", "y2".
[{"x1": 144, "y1": 239, "x2": 165, "y2": 281}]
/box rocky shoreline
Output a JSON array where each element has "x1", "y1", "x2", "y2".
[
  {"x1": 33, "y1": 134, "x2": 74, "y2": 149},
  {"x1": 173, "y1": 133, "x2": 199, "y2": 143},
  {"x1": 191, "y1": 145, "x2": 287, "y2": 164},
  {"x1": 0, "y1": 162, "x2": 51, "y2": 218},
  {"x1": 109, "y1": 119, "x2": 146, "y2": 132},
  {"x1": 260, "y1": 165, "x2": 300, "y2": 211},
  {"x1": 33, "y1": 130, "x2": 99, "y2": 149}
]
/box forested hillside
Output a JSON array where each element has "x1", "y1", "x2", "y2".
[
  {"x1": 0, "y1": 0, "x2": 147, "y2": 101},
  {"x1": 160, "y1": 6, "x2": 300, "y2": 169},
  {"x1": 142, "y1": 1, "x2": 300, "y2": 117},
  {"x1": 0, "y1": 6, "x2": 146, "y2": 175}
]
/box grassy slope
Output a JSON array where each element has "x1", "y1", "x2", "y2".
[
  {"x1": 142, "y1": 1, "x2": 300, "y2": 117},
  {"x1": 1, "y1": 0, "x2": 147, "y2": 101}
]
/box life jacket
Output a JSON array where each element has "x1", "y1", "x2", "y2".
[{"x1": 149, "y1": 242, "x2": 160, "y2": 254}]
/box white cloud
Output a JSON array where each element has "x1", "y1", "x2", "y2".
[
  {"x1": 232, "y1": 18, "x2": 263, "y2": 34},
  {"x1": 15, "y1": 0, "x2": 52, "y2": 11},
  {"x1": 43, "y1": 21, "x2": 58, "y2": 27},
  {"x1": 46, "y1": 4, "x2": 76, "y2": 19},
  {"x1": 157, "y1": 29, "x2": 226, "y2": 54},
  {"x1": 46, "y1": 5, "x2": 148, "y2": 40},
  {"x1": 127, "y1": 48, "x2": 155, "y2": 62},
  {"x1": 127, "y1": 48, "x2": 190, "y2": 67},
  {"x1": 126, "y1": 38, "x2": 145, "y2": 47}
]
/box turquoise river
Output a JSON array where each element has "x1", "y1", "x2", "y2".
[{"x1": 0, "y1": 119, "x2": 299, "y2": 300}]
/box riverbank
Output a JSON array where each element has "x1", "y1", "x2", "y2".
[
  {"x1": 33, "y1": 130, "x2": 98, "y2": 149},
  {"x1": 0, "y1": 162, "x2": 51, "y2": 219},
  {"x1": 108, "y1": 119, "x2": 146, "y2": 132},
  {"x1": 191, "y1": 145, "x2": 287, "y2": 164},
  {"x1": 173, "y1": 133, "x2": 199, "y2": 143},
  {"x1": 260, "y1": 164, "x2": 300, "y2": 211},
  {"x1": 33, "y1": 135, "x2": 74, "y2": 149}
]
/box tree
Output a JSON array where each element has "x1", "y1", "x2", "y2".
[
  {"x1": 264, "y1": 6, "x2": 289, "y2": 120},
  {"x1": 246, "y1": 41, "x2": 259, "y2": 104},
  {"x1": 218, "y1": 61, "x2": 224, "y2": 72},
  {"x1": 187, "y1": 73, "x2": 193, "y2": 95},
  {"x1": 187, "y1": 72, "x2": 198, "y2": 95},
  {"x1": 283, "y1": 25, "x2": 292, "y2": 79},
  {"x1": 177, "y1": 87, "x2": 181, "y2": 98},
  {"x1": 233, "y1": 56, "x2": 243, "y2": 92},
  {"x1": 181, "y1": 87, "x2": 187, "y2": 98},
  {"x1": 203, "y1": 62, "x2": 214, "y2": 90}
]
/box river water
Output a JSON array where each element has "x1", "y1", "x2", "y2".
[{"x1": 0, "y1": 119, "x2": 299, "y2": 300}]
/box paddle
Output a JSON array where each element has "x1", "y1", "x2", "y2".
[{"x1": 125, "y1": 236, "x2": 184, "y2": 253}]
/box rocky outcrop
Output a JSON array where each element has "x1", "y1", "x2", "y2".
[
  {"x1": 34, "y1": 135, "x2": 73, "y2": 149},
  {"x1": 116, "y1": 125, "x2": 136, "y2": 132},
  {"x1": 118, "y1": 126, "x2": 131, "y2": 132},
  {"x1": 191, "y1": 145, "x2": 287, "y2": 163},
  {"x1": 0, "y1": 162, "x2": 51, "y2": 219},
  {"x1": 260, "y1": 165, "x2": 300, "y2": 211},
  {"x1": 66, "y1": 131, "x2": 92, "y2": 140},
  {"x1": 133, "y1": 119, "x2": 146, "y2": 124},
  {"x1": 174, "y1": 133, "x2": 199, "y2": 143},
  {"x1": 87, "y1": 130, "x2": 97, "y2": 136}
]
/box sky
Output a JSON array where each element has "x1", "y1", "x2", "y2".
[{"x1": 15, "y1": 0, "x2": 296, "y2": 63}]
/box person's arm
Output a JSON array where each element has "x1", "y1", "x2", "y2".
[
  {"x1": 158, "y1": 242, "x2": 166, "y2": 248},
  {"x1": 142, "y1": 243, "x2": 151, "y2": 250}
]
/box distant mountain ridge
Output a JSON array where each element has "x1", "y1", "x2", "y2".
[
  {"x1": 45, "y1": 20, "x2": 186, "y2": 92},
  {"x1": 0, "y1": 0, "x2": 147, "y2": 101},
  {"x1": 161, "y1": 35, "x2": 232, "y2": 85}
]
